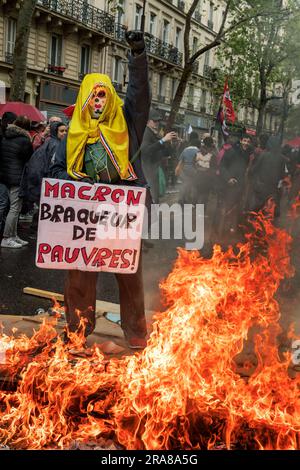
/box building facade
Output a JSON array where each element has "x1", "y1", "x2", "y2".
[{"x1": 0, "y1": 0, "x2": 280, "y2": 134}]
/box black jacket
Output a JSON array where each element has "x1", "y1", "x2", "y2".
[
  {"x1": 0, "y1": 125, "x2": 33, "y2": 187},
  {"x1": 220, "y1": 143, "x2": 252, "y2": 187},
  {"x1": 50, "y1": 51, "x2": 151, "y2": 188},
  {"x1": 20, "y1": 122, "x2": 63, "y2": 203},
  {"x1": 141, "y1": 126, "x2": 171, "y2": 170},
  {"x1": 245, "y1": 142, "x2": 285, "y2": 212}
]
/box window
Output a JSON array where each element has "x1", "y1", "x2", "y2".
[
  {"x1": 172, "y1": 78, "x2": 179, "y2": 99},
  {"x1": 192, "y1": 37, "x2": 198, "y2": 55},
  {"x1": 6, "y1": 18, "x2": 17, "y2": 55},
  {"x1": 50, "y1": 34, "x2": 62, "y2": 66},
  {"x1": 162, "y1": 20, "x2": 170, "y2": 43},
  {"x1": 135, "y1": 4, "x2": 142, "y2": 30},
  {"x1": 149, "y1": 12, "x2": 157, "y2": 36},
  {"x1": 175, "y1": 27, "x2": 182, "y2": 50},
  {"x1": 204, "y1": 50, "x2": 210, "y2": 67},
  {"x1": 158, "y1": 73, "x2": 166, "y2": 99},
  {"x1": 188, "y1": 85, "x2": 194, "y2": 103},
  {"x1": 200, "y1": 89, "x2": 207, "y2": 110},
  {"x1": 208, "y1": 2, "x2": 214, "y2": 29},
  {"x1": 80, "y1": 45, "x2": 91, "y2": 76},
  {"x1": 209, "y1": 2, "x2": 214, "y2": 21},
  {"x1": 115, "y1": 0, "x2": 125, "y2": 24},
  {"x1": 113, "y1": 57, "x2": 122, "y2": 84}
]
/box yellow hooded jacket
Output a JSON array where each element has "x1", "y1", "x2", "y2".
[{"x1": 66, "y1": 73, "x2": 136, "y2": 181}]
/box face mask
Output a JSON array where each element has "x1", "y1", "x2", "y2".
[{"x1": 88, "y1": 85, "x2": 107, "y2": 119}]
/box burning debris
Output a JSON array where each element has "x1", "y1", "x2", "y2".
[{"x1": 0, "y1": 210, "x2": 300, "y2": 450}]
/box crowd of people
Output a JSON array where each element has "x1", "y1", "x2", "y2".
[
  {"x1": 0, "y1": 106, "x2": 299, "y2": 251},
  {"x1": 0, "y1": 112, "x2": 67, "y2": 248},
  {"x1": 140, "y1": 110, "x2": 300, "y2": 246}
]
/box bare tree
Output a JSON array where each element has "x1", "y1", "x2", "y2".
[
  {"x1": 10, "y1": 0, "x2": 38, "y2": 101},
  {"x1": 166, "y1": 0, "x2": 289, "y2": 130}
]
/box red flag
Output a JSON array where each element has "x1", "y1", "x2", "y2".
[
  {"x1": 223, "y1": 80, "x2": 235, "y2": 124},
  {"x1": 216, "y1": 80, "x2": 236, "y2": 137}
]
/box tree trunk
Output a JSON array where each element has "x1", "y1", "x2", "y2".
[
  {"x1": 278, "y1": 88, "x2": 290, "y2": 143},
  {"x1": 256, "y1": 82, "x2": 268, "y2": 136},
  {"x1": 166, "y1": 65, "x2": 193, "y2": 131},
  {"x1": 10, "y1": 0, "x2": 38, "y2": 102}
]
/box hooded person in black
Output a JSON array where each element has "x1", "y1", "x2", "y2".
[
  {"x1": 20, "y1": 121, "x2": 68, "y2": 205},
  {"x1": 244, "y1": 134, "x2": 285, "y2": 215},
  {"x1": 219, "y1": 134, "x2": 252, "y2": 237},
  {"x1": 0, "y1": 116, "x2": 33, "y2": 248},
  {"x1": 0, "y1": 112, "x2": 17, "y2": 239}
]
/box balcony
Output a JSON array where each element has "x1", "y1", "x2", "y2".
[
  {"x1": 207, "y1": 20, "x2": 214, "y2": 31},
  {"x1": 115, "y1": 23, "x2": 127, "y2": 42},
  {"x1": 5, "y1": 52, "x2": 14, "y2": 64},
  {"x1": 37, "y1": 0, "x2": 124, "y2": 42},
  {"x1": 48, "y1": 64, "x2": 66, "y2": 76},
  {"x1": 145, "y1": 34, "x2": 183, "y2": 66}
]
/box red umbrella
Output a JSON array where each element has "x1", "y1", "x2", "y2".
[
  {"x1": 0, "y1": 102, "x2": 46, "y2": 123},
  {"x1": 286, "y1": 137, "x2": 300, "y2": 148},
  {"x1": 63, "y1": 104, "x2": 75, "y2": 119}
]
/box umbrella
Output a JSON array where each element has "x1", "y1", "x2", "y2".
[
  {"x1": 63, "y1": 104, "x2": 75, "y2": 119},
  {"x1": 0, "y1": 102, "x2": 46, "y2": 123},
  {"x1": 286, "y1": 137, "x2": 300, "y2": 148}
]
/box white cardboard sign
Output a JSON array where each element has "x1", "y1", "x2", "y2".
[{"x1": 36, "y1": 178, "x2": 146, "y2": 273}]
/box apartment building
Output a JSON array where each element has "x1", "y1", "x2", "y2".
[{"x1": 0, "y1": 0, "x2": 279, "y2": 133}]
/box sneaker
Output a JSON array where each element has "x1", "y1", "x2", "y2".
[
  {"x1": 1, "y1": 237, "x2": 23, "y2": 248},
  {"x1": 126, "y1": 337, "x2": 147, "y2": 350},
  {"x1": 14, "y1": 236, "x2": 29, "y2": 246}
]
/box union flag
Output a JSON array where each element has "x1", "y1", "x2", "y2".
[{"x1": 217, "y1": 80, "x2": 236, "y2": 136}]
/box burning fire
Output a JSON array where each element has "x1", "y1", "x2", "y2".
[{"x1": 1, "y1": 209, "x2": 300, "y2": 450}]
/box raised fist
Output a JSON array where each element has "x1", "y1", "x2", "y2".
[{"x1": 125, "y1": 30, "x2": 145, "y2": 54}]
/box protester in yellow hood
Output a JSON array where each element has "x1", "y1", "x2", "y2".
[
  {"x1": 67, "y1": 73, "x2": 136, "y2": 182},
  {"x1": 49, "y1": 31, "x2": 151, "y2": 351}
]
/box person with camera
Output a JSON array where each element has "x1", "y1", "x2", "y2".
[{"x1": 141, "y1": 109, "x2": 178, "y2": 204}]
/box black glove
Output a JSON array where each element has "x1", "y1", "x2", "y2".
[
  {"x1": 125, "y1": 30, "x2": 145, "y2": 55},
  {"x1": 80, "y1": 177, "x2": 94, "y2": 185}
]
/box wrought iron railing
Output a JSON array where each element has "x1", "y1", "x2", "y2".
[
  {"x1": 5, "y1": 53, "x2": 14, "y2": 64},
  {"x1": 37, "y1": 0, "x2": 116, "y2": 36},
  {"x1": 145, "y1": 34, "x2": 183, "y2": 66},
  {"x1": 37, "y1": 0, "x2": 182, "y2": 66}
]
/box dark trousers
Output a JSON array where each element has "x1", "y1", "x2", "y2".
[
  {"x1": 64, "y1": 254, "x2": 147, "y2": 340},
  {"x1": 0, "y1": 183, "x2": 9, "y2": 239}
]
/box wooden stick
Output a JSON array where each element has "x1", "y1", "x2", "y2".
[
  {"x1": 23, "y1": 287, "x2": 64, "y2": 302},
  {"x1": 23, "y1": 287, "x2": 120, "y2": 314}
]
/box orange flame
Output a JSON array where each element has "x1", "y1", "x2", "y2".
[{"x1": 0, "y1": 209, "x2": 300, "y2": 449}]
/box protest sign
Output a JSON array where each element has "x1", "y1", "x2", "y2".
[{"x1": 36, "y1": 178, "x2": 146, "y2": 273}]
